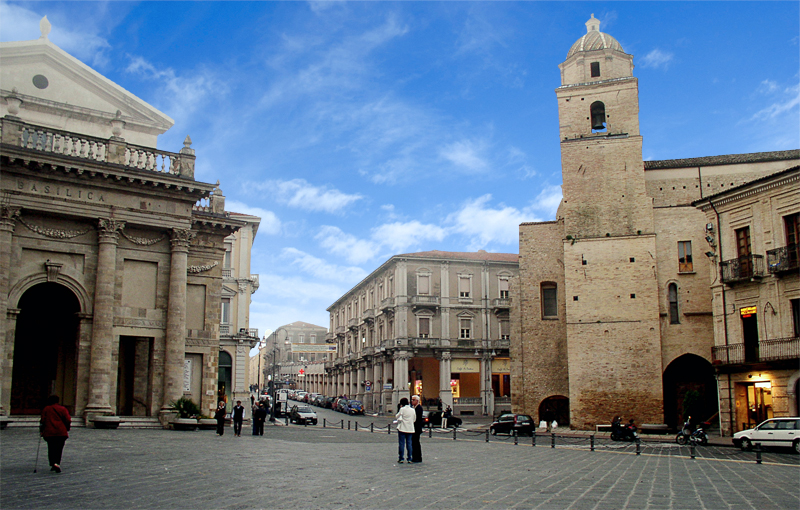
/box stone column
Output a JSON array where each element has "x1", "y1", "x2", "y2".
[
  {"x1": 372, "y1": 361, "x2": 382, "y2": 413},
  {"x1": 85, "y1": 218, "x2": 124, "y2": 422},
  {"x1": 481, "y1": 354, "x2": 494, "y2": 416},
  {"x1": 74, "y1": 313, "x2": 94, "y2": 417},
  {"x1": 1, "y1": 308, "x2": 20, "y2": 417},
  {"x1": 384, "y1": 357, "x2": 394, "y2": 413},
  {"x1": 439, "y1": 351, "x2": 453, "y2": 409},
  {"x1": 392, "y1": 351, "x2": 410, "y2": 406},
  {"x1": 160, "y1": 228, "x2": 193, "y2": 423},
  {"x1": 357, "y1": 364, "x2": 365, "y2": 401},
  {"x1": 0, "y1": 206, "x2": 20, "y2": 416}
]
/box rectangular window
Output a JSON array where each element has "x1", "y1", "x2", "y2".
[
  {"x1": 678, "y1": 241, "x2": 693, "y2": 272},
  {"x1": 299, "y1": 334, "x2": 305, "y2": 344},
  {"x1": 223, "y1": 248, "x2": 232, "y2": 268},
  {"x1": 459, "y1": 276, "x2": 470, "y2": 298},
  {"x1": 419, "y1": 317, "x2": 430, "y2": 338},
  {"x1": 736, "y1": 227, "x2": 753, "y2": 277},
  {"x1": 792, "y1": 299, "x2": 800, "y2": 338},
  {"x1": 418, "y1": 275, "x2": 430, "y2": 295},
  {"x1": 499, "y1": 278, "x2": 509, "y2": 299},
  {"x1": 220, "y1": 299, "x2": 230, "y2": 324},
  {"x1": 785, "y1": 213, "x2": 799, "y2": 269},
  {"x1": 590, "y1": 62, "x2": 600, "y2": 77},
  {"x1": 310, "y1": 334, "x2": 316, "y2": 343},
  {"x1": 460, "y1": 318, "x2": 471, "y2": 339},
  {"x1": 541, "y1": 284, "x2": 557, "y2": 318},
  {"x1": 500, "y1": 320, "x2": 510, "y2": 340}
]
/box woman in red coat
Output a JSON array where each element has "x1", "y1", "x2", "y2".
[{"x1": 40, "y1": 395, "x2": 71, "y2": 473}]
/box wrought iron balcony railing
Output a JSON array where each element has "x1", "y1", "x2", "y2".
[
  {"x1": 766, "y1": 245, "x2": 799, "y2": 275},
  {"x1": 712, "y1": 337, "x2": 799, "y2": 365},
  {"x1": 720, "y1": 254, "x2": 765, "y2": 284}
]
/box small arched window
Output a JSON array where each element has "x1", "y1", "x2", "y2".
[
  {"x1": 668, "y1": 283, "x2": 679, "y2": 324},
  {"x1": 590, "y1": 101, "x2": 606, "y2": 132}
]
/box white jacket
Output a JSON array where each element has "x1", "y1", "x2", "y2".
[{"x1": 395, "y1": 405, "x2": 416, "y2": 433}]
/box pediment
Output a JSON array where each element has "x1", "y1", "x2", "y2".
[
  {"x1": 221, "y1": 285, "x2": 237, "y2": 298},
  {"x1": 0, "y1": 37, "x2": 173, "y2": 147}
]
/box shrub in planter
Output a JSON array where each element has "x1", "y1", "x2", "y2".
[{"x1": 169, "y1": 396, "x2": 201, "y2": 419}]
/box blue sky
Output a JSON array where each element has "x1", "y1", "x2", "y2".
[{"x1": 2, "y1": 1, "x2": 798, "y2": 341}]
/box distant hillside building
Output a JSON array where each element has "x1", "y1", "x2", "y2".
[
  {"x1": 324, "y1": 250, "x2": 518, "y2": 416},
  {"x1": 513, "y1": 15, "x2": 799, "y2": 433}
]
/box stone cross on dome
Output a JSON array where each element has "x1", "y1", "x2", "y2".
[
  {"x1": 585, "y1": 13, "x2": 600, "y2": 33},
  {"x1": 40, "y1": 16, "x2": 51, "y2": 40}
]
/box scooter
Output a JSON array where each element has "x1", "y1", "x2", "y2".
[
  {"x1": 675, "y1": 418, "x2": 709, "y2": 445},
  {"x1": 610, "y1": 417, "x2": 639, "y2": 441}
]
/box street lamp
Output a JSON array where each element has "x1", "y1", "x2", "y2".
[{"x1": 269, "y1": 327, "x2": 291, "y2": 422}]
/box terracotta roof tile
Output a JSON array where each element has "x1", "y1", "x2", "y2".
[{"x1": 644, "y1": 150, "x2": 799, "y2": 170}]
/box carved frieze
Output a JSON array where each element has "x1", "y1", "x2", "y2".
[
  {"x1": 121, "y1": 230, "x2": 166, "y2": 246},
  {"x1": 113, "y1": 317, "x2": 165, "y2": 329},
  {"x1": 18, "y1": 215, "x2": 90, "y2": 239},
  {"x1": 187, "y1": 261, "x2": 218, "y2": 274}
]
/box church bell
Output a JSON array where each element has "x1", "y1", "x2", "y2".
[{"x1": 590, "y1": 102, "x2": 606, "y2": 131}]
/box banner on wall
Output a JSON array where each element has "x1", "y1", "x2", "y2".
[
  {"x1": 451, "y1": 358, "x2": 480, "y2": 373},
  {"x1": 183, "y1": 359, "x2": 192, "y2": 392},
  {"x1": 290, "y1": 344, "x2": 338, "y2": 353},
  {"x1": 491, "y1": 358, "x2": 510, "y2": 373}
]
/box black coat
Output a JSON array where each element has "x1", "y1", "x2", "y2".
[{"x1": 413, "y1": 404, "x2": 423, "y2": 434}]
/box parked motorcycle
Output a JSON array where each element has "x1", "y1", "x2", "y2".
[
  {"x1": 610, "y1": 417, "x2": 639, "y2": 441},
  {"x1": 675, "y1": 418, "x2": 709, "y2": 445}
]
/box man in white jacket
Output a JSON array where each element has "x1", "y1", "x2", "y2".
[{"x1": 395, "y1": 397, "x2": 416, "y2": 463}]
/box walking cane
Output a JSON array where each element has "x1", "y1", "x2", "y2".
[{"x1": 33, "y1": 436, "x2": 42, "y2": 473}]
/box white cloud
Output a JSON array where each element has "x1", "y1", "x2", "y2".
[
  {"x1": 440, "y1": 139, "x2": 489, "y2": 172},
  {"x1": 371, "y1": 221, "x2": 447, "y2": 252},
  {"x1": 125, "y1": 56, "x2": 224, "y2": 121},
  {"x1": 257, "y1": 179, "x2": 362, "y2": 213},
  {"x1": 641, "y1": 49, "x2": 674, "y2": 70},
  {"x1": 757, "y1": 79, "x2": 779, "y2": 94},
  {"x1": 281, "y1": 247, "x2": 367, "y2": 283},
  {"x1": 0, "y1": 3, "x2": 112, "y2": 67},
  {"x1": 315, "y1": 226, "x2": 380, "y2": 265},
  {"x1": 751, "y1": 83, "x2": 800, "y2": 121},
  {"x1": 225, "y1": 199, "x2": 282, "y2": 235}
]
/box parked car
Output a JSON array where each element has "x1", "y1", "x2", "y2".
[
  {"x1": 426, "y1": 410, "x2": 462, "y2": 428},
  {"x1": 295, "y1": 391, "x2": 307, "y2": 402},
  {"x1": 289, "y1": 405, "x2": 318, "y2": 425},
  {"x1": 490, "y1": 413, "x2": 535, "y2": 436},
  {"x1": 323, "y1": 396, "x2": 336, "y2": 409},
  {"x1": 733, "y1": 417, "x2": 800, "y2": 453},
  {"x1": 336, "y1": 398, "x2": 349, "y2": 413},
  {"x1": 346, "y1": 400, "x2": 364, "y2": 415},
  {"x1": 312, "y1": 395, "x2": 326, "y2": 407}
]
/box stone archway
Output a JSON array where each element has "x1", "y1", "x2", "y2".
[
  {"x1": 663, "y1": 354, "x2": 717, "y2": 430},
  {"x1": 10, "y1": 282, "x2": 81, "y2": 415},
  {"x1": 538, "y1": 395, "x2": 570, "y2": 427}
]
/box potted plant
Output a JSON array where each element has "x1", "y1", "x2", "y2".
[{"x1": 169, "y1": 396, "x2": 201, "y2": 431}]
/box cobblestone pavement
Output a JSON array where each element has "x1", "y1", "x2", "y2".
[{"x1": 1, "y1": 424, "x2": 798, "y2": 510}]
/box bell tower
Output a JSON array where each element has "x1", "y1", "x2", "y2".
[{"x1": 557, "y1": 15, "x2": 664, "y2": 428}]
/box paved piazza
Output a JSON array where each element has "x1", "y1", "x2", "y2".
[{"x1": 1, "y1": 424, "x2": 798, "y2": 510}]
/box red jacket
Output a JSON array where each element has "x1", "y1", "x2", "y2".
[{"x1": 40, "y1": 404, "x2": 71, "y2": 438}]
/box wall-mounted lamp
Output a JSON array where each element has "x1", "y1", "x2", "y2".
[{"x1": 705, "y1": 251, "x2": 716, "y2": 259}]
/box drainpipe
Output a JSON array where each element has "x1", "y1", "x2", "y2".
[{"x1": 708, "y1": 198, "x2": 733, "y2": 435}]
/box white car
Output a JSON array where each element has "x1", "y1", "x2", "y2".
[{"x1": 732, "y1": 417, "x2": 800, "y2": 453}]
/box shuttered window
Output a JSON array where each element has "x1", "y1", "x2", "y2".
[
  {"x1": 419, "y1": 317, "x2": 430, "y2": 338},
  {"x1": 499, "y1": 278, "x2": 509, "y2": 299},
  {"x1": 459, "y1": 277, "x2": 470, "y2": 298},
  {"x1": 418, "y1": 275, "x2": 430, "y2": 295}
]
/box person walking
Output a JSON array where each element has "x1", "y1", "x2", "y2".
[
  {"x1": 395, "y1": 397, "x2": 415, "y2": 463},
  {"x1": 254, "y1": 402, "x2": 267, "y2": 436},
  {"x1": 40, "y1": 395, "x2": 71, "y2": 473},
  {"x1": 231, "y1": 400, "x2": 245, "y2": 437},
  {"x1": 411, "y1": 395, "x2": 423, "y2": 463},
  {"x1": 214, "y1": 401, "x2": 227, "y2": 436}
]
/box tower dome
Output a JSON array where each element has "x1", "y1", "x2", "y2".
[{"x1": 567, "y1": 14, "x2": 624, "y2": 58}]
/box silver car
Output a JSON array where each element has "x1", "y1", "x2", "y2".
[{"x1": 732, "y1": 417, "x2": 800, "y2": 453}]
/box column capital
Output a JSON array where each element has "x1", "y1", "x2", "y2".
[
  {"x1": 0, "y1": 206, "x2": 21, "y2": 233},
  {"x1": 170, "y1": 228, "x2": 195, "y2": 251},
  {"x1": 97, "y1": 218, "x2": 125, "y2": 243}
]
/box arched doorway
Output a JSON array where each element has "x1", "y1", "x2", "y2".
[
  {"x1": 10, "y1": 283, "x2": 80, "y2": 415},
  {"x1": 538, "y1": 395, "x2": 570, "y2": 427},
  {"x1": 663, "y1": 354, "x2": 717, "y2": 430},
  {"x1": 218, "y1": 351, "x2": 232, "y2": 411}
]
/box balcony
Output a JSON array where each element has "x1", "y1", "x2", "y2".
[
  {"x1": 325, "y1": 332, "x2": 336, "y2": 344},
  {"x1": 410, "y1": 295, "x2": 440, "y2": 309},
  {"x1": 250, "y1": 274, "x2": 259, "y2": 291},
  {"x1": 712, "y1": 337, "x2": 799, "y2": 365},
  {"x1": 720, "y1": 254, "x2": 765, "y2": 284},
  {"x1": 347, "y1": 317, "x2": 359, "y2": 331},
  {"x1": 335, "y1": 326, "x2": 346, "y2": 337},
  {"x1": 248, "y1": 328, "x2": 258, "y2": 338},
  {"x1": 324, "y1": 361, "x2": 335, "y2": 370},
  {"x1": 222, "y1": 268, "x2": 233, "y2": 278},
  {"x1": 220, "y1": 324, "x2": 230, "y2": 335},
  {"x1": 490, "y1": 339, "x2": 511, "y2": 349},
  {"x1": 767, "y1": 245, "x2": 799, "y2": 275},
  {"x1": 362, "y1": 308, "x2": 375, "y2": 324},
  {"x1": 380, "y1": 297, "x2": 395, "y2": 313},
  {"x1": 411, "y1": 337, "x2": 441, "y2": 348},
  {"x1": 362, "y1": 346, "x2": 376, "y2": 357},
  {"x1": 491, "y1": 297, "x2": 511, "y2": 313}
]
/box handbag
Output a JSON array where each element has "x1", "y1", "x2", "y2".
[
  {"x1": 551, "y1": 420, "x2": 558, "y2": 430},
  {"x1": 538, "y1": 420, "x2": 547, "y2": 429}
]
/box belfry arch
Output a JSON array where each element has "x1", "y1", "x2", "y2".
[{"x1": 10, "y1": 282, "x2": 81, "y2": 415}]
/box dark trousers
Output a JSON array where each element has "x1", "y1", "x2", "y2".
[
  {"x1": 216, "y1": 420, "x2": 225, "y2": 435},
  {"x1": 411, "y1": 432, "x2": 422, "y2": 462},
  {"x1": 45, "y1": 436, "x2": 67, "y2": 467},
  {"x1": 233, "y1": 419, "x2": 243, "y2": 436},
  {"x1": 256, "y1": 420, "x2": 265, "y2": 435},
  {"x1": 398, "y1": 431, "x2": 413, "y2": 461},
  {"x1": 252, "y1": 420, "x2": 259, "y2": 435}
]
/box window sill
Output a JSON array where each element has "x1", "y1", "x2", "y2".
[
  {"x1": 541, "y1": 317, "x2": 559, "y2": 321},
  {"x1": 678, "y1": 271, "x2": 696, "y2": 275}
]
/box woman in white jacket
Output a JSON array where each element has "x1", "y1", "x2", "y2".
[{"x1": 395, "y1": 397, "x2": 416, "y2": 463}]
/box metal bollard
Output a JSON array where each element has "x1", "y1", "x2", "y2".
[
  {"x1": 341, "y1": 420, "x2": 344, "y2": 429},
  {"x1": 348, "y1": 420, "x2": 351, "y2": 430},
  {"x1": 551, "y1": 433, "x2": 556, "y2": 449},
  {"x1": 755, "y1": 443, "x2": 762, "y2": 464},
  {"x1": 514, "y1": 431, "x2": 518, "y2": 445},
  {"x1": 355, "y1": 422, "x2": 358, "y2": 431},
  {"x1": 486, "y1": 429, "x2": 490, "y2": 442},
  {"x1": 590, "y1": 434, "x2": 595, "y2": 452},
  {"x1": 690, "y1": 437, "x2": 696, "y2": 459},
  {"x1": 453, "y1": 428, "x2": 457, "y2": 440},
  {"x1": 636, "y1": 438, "x2": 641, "y2": 455},
  {"x1": 388, "y1": 423, "x2": 391, "y2": 435},
  {"x1": 370, "y1": 423, "x2": 374, "y2": 433},
  {"x1": 532, "y1": 433, "x2": 536, "y2": 447},
  {"x1": 429, "y1": 427, "x2": 432, "y2": 438},
  {"x1": 285, "y1": 416, "x2": 289, "y2": 426},
  {"x1": 304, "y1": 419, "x2": 307, "y2": 427},
  {"x1": 323, "y1": 418, "x2": 326, "y2": 428}
]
